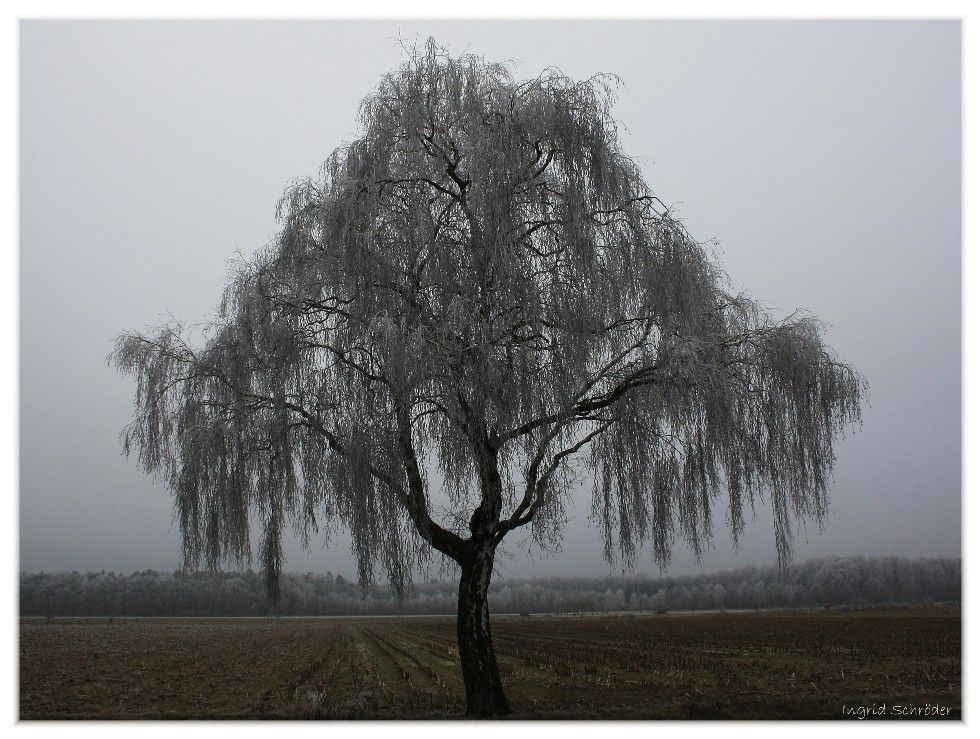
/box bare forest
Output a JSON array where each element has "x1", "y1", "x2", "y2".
[{"x1": 20, "y1": 555, "x2": 959, "y2": 618}]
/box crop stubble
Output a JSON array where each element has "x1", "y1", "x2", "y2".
[{"x1": 19, "y1": 607, "x2": 960, "y2": 719}]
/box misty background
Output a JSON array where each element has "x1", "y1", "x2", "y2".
[{"x1": 18, "y1": 20, "x2": 960, "y2": 583}]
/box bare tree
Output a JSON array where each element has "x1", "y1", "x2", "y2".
[{"x1": 111, "y1": 40, "x2": 866, "y2": 716}]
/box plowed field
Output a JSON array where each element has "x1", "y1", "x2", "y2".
[{"x1": 20, "y1": 608, "x2": 960, "y2": 719}]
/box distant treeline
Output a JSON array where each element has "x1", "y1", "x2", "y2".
[{"x1": 20, "y1": 555, "x2": 959, "y2": 618}]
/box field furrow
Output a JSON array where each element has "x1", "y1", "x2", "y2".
[{"x1": 19, "y1": 608, "x2": 960, "y2": 719}]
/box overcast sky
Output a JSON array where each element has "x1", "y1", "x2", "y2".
[{"x1": 17, "y1": 19, "x2": 961, "y2": 582}]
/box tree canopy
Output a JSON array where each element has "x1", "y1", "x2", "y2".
[
  {"x1": 113, "y1": 39, "x2": 865, "y2": 592},
  {"x1": 112, "y1": 39, "x2": 866, "y2": 715}
]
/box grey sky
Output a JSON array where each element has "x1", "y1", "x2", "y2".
[{"x1": 18, "y1": 20, "x2": 961, "y2": 581}]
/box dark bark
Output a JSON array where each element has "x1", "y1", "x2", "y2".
[{"x1": 456, "y1": 539, "x2": 511, "y2": 717}]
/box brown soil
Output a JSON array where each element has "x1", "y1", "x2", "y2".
[{"x1": 19, "y1": 607, "x2": 960, "y2": 719}]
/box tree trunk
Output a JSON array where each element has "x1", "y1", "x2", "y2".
[{"x1": 456, "y1": 540, "x2": 511, "y2": 717}]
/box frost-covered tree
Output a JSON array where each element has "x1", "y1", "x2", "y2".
[{"x1": 111, "y1": 40, "x2": 866, "y2": 716}]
